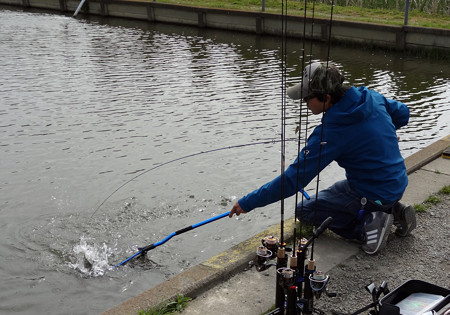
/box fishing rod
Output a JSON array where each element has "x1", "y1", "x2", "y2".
[
  {"x1": 265, "y1": 0, "x2": 339, "y2": 312},
  {"x1": 91, "y1": 138, "x2": 298, "y2": 218},
  {"x1": 275, "y1": 0, "x2": 289, "y2": 309},
  {"x1": 113, "y1": 211, "x2": 230, "y2": 268},
  {"x1": 289, "y1": 1, "x2": 337, "y2": 312}
]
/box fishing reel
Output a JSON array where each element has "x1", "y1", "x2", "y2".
[
  {"x1": 298, "y1": 237, "x2": 309, "y2": 257},
  {"x1": 262, "y1": 235, "x2": 279, "y2": 259},
  {"x1": 309, "y1": 270, "x2": 331, "y2": 298},
  {"x1": 277, "y1": 267, "x2": 296, "y2": 287},
  {"x1": 255, "y1": 245, "x2": 274, "y2": 271},
  {"x1": 255, "y1": 235, "x2": 280, "y2": 271}
]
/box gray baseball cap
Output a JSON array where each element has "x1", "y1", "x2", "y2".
[{"x1": 287, "y1": 62, "x2": 345, "y2": 100}]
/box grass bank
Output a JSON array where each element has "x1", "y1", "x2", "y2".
[
  {"x1": 138, "y1": 294, "x2": 191, "y2": 315},
  {"x1": 414, "y1": 185, "x2": 450, "y2": 212},
  {"x1": 155, "y1": 0, "x2": 449, "y2": 29}
]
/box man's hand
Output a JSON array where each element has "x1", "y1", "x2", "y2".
[{"x1": 229, "y1": 202, "x2": 247, "y2": 218}]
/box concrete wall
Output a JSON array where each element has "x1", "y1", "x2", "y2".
[{"x1": 2, "y1": 0, "x2": 449, "y2": 54}]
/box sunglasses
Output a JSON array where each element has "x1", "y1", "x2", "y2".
[{"x1": 303, "y1": 95, "x2": 316, "y2": 102}]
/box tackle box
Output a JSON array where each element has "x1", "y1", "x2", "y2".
[{"x1": 379, "y1": 280, "x2": 450, "y2": 315}]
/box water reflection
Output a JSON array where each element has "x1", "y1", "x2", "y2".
[{"x1": 0, "y1": 6, "x2": 449, "y2": 315}]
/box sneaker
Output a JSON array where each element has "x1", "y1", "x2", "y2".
[
  {"x1": 392, "y1": 202, "x2": 416, "y2": 237},
  {"x1": 361, "y1": 211, "x2": 393, "y2": 255}
]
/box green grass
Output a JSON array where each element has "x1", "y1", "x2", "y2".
[
  {"x1": 439, "y1": 185, "x2": 450, "y2": 194},
  {"x1": 425, "y1": 195, "x2": 441, "y2": 205},
  {"x1": 138, "y1": 294, "x2": 192, "y2": 315},
  {"x1": 413, "y1": 186, "x2": 448, "y2": 213},
  {"x1": 155, "y1": 0, "x2": 450, "y2": 29},
  {"x1": 413, "y1": 195, "x2": 440, "y2": 212},
  {"x1": 413, "y1": 203, "x2": 428, "y2": 213},
  {"x1": 296, "y1": 221, "x2": 314, "y2": 239}
]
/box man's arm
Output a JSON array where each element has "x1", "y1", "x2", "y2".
[{"x1": 384, "y1": 98, "x2": 410, "y2": 129}]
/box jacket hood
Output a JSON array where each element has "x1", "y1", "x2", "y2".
[{"x1": 325, "y1": 86, "x2": 373, "y2": 125}]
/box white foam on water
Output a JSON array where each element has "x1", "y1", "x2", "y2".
[{"x1": 68, "y1": 235, "x2": 114, "y2": 277}]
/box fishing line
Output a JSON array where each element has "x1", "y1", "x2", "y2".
[
  {"x1": 289, "y1": 0, "x2": 336, "y2": 261},
  {"x1": 292, "y1": 0, "x2": 313, "y2": 254},
  {"x1": 288, "y1": 2, "x2": 314, "y2": 302},
  {"x1": 310, "y1": 0, "x2": 336, "y2": 261},
  {"x1": 274, "y1": 2, "x2": 290, "y2": 310},
  {"x1": 326, "y1": 1, "x2": 335, "y2": 64},
  {"x1": 279, "y1": 0, "x2": 288, "y2": 246},
  {"x1": 291, "y1": 0, "x2": 319, "y2": 259},
  {"x1": 91, "y1": 138, "x2": 297, "y2": 218}
]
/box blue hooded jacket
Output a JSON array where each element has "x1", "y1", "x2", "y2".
[{"x1": 239, "y1": 86, "x2": 409, "y2": 212}]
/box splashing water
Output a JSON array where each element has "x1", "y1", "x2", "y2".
[{"x1": 69, "y1": 236, "x2": 113, "y2": 277}]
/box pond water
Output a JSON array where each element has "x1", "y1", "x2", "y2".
[{"x1": 0, "y1": 6, "x2": 449, "y2": 314}]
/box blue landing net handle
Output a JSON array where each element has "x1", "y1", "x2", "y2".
[
  {"x1": 114, "y1": 211, "x2": 231, "y2": 268},
  {"x1": 301, "y1": 190, "x2": 310, "y2": 200}
]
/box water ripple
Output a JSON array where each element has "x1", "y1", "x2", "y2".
[{"x1": 0, "y1": 7, "x2": 449, "y2": 315}]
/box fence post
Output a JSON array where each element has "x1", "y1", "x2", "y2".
[
  {"x1": 73, "y1": 0, "x2": 86, "y2": 16},
  {"x1": 404, "y1": 0, "x2": 410, "y2": 25},
  {"x1": 262, "y1": 0, "x2": 265, "y2": 12}
]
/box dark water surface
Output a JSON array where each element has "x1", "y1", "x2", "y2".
[{"x1": 0, "y1": 7, "x2": 449, "y2": 314}]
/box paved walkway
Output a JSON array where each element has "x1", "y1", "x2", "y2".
[{"x1": 102, "y1": 135, "x2": 449, "y2": 315}]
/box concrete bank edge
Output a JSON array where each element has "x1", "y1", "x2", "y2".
[
  {"x1": 1, "y1": 0, "x2": 449, "y2": 54},
  {"x1": 404, "y1": 134, "x2": 450, "y2": 174},
  {"x1": 102, "y1": 135, "x2": 450, "y2": 315}
]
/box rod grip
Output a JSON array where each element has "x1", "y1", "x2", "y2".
[{"x1": 314, "y1": 216, "x2": 333, "y2": 237}]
